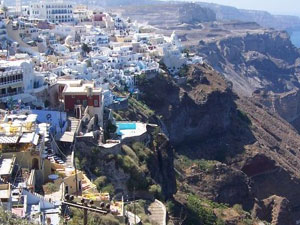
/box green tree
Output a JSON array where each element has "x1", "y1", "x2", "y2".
[{"x1": 81, "y1": 43, "x2": 91, "y2": 54}]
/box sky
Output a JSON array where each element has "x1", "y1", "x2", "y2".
[{"x1": 178, "y1": 0, "x2": 300, "y2": 16}]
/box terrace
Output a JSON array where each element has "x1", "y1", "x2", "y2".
[
  {"x1": 0, "y1": 113, "x2": 43, "y2": 154},
  {"x1": 0, "y1": 134, "x2": 42, "y2": 153}
]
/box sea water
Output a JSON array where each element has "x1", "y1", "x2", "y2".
[{"x1": 290, "y1": 30, "x2": 300, "y2": 48}]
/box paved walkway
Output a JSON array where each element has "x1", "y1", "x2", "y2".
[{"x1": 148, "y1": 199, "x2": 166, "y2": 225}]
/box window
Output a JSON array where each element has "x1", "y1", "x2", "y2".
[{"x1": 94, "y1": 100, "x2": 98, "y2": 107}]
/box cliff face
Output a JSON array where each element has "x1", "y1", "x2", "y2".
[
  {"x1": 198, "y1": 2, "x2": 300, "y2": 30},
  {"x1": 147, "y1": 133, "x2": 177, "y2": 198},
  {"x1": 138, "y1": 64, "x2": 300, "y2": 224},
  {"x1": 139, "y1": 64, "x2": 235, "y2": 146},
  {"x1": 197, "y1": 30, "x2": 300, "y2": 96},
  {"x1": 178, "y1": 3, "x2": 216, "y2": 24},
  {"x1": 75, "y1": 131, "x2": 176, "y2": 199},
  {"x1": 116, "y1": 3, "x2": 216, "y2": 28}
]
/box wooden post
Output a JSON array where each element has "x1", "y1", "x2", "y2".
[{"x1": 83, "y1": 208, "x2": 88, "y2": 225}]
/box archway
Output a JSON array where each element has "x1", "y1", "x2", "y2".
[{"x1": 32, "y1": 158, "x2": 39, "y2": 170}]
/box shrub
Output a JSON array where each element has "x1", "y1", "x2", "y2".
[
  {"x1": 166, "y1": 200, "x2": 175, "y2": 214},
  {"x1": 119, "y1": 155, "x2": 139, "y2": 174},
  {"x1": 0, "y1": 207, "x2": 37, "y2": 225},
  {"x1": 186, "y1": 195, "x2": 219, "y2": 225},
  {"x1": 44, "y1": 182, "x2": 59, "y2": 194},
  {"x1": 233, "y1": 204, "x2": 244, "y2": 214},
  {"x1": 148, "y1": 184, "x2": 162, "y2": 199},
  {"x1": 94, "y1": 176, "x2": 107, "y2": 190},
  {"x1": 101, "y1": 183, "x2": 115, "y2": 196},
  {"x1": 132, "y1": 142, "x2": 154, "y2": 163},
  {"x1": 69, "y1": 208, "x2": 121, "y2": 225},
  {"x1": 122, "y1": 145, "x2": 139, "y2": 162}
]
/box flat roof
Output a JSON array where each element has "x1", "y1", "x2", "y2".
[
  {"x1": 63, "y1": 83, "x2": 102, "y2": 95},
  {"x1": 59, "y1": 131, "x2": 74, "y2": 143},
  {"x1": 0, "y1": 189, "x2": 10, "y2": 199},
  {"x1": 19, "y1": 132, "x2": 39, "y2": 145},
  {"x1": 0, "y1": 157, "x2": 15, "y2": 176}
]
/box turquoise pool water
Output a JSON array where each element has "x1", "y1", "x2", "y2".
[
  {"x1": 115, "y1": 97, "x2": 127, "y2": 102},
  {"x1": 116, "y1": 122, "x2": 137, "y2": 135}
]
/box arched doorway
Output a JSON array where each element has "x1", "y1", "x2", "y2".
[{"x1": 32, "y1": 158, "x2": 39, "y2": 170}]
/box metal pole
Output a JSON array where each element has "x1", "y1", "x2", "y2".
[{"x1": 73, "y1": 138, "x2": 79, "y2": 195}]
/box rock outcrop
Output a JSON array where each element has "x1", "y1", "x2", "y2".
[
  {"x1": 252, "y1": 195, "x2": 293, "y2": 225},
  {"x1": 139, "y1": 64, "x2": 235, "y2": 146},
  {"x1": 184, "y1": 163, "x2": 253, "y2": 210}
]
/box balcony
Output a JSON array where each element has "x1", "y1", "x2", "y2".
[{"x1": 0, "y1": 78, "x2": 23, "y2": 91}]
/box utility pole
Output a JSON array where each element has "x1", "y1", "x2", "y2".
[
  {"x1": 62, "y1": 196, "x2": 110, "y2": 225},
  {"x1": 134, "y1": 187, "x2": 136, "y2": 225}
]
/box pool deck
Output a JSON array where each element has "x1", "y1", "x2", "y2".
[{"x1": 116, "y1": 122, "x2": 147, "y2": 140}]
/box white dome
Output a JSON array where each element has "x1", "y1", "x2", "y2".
[{"x1": 65, "y1": 35, "x2": 74, "y2": 46}]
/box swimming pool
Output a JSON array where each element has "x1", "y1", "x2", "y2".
[
  {"x1": 116, "y1": 122, "x2": 137, "y2": 136},
  {"x1": 115, "y1": 97, "x2": 127, "y2": 102}
]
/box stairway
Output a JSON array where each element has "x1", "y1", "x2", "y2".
[{"x1": 148, "y1": 200, "x2": 166, "y2": 225}]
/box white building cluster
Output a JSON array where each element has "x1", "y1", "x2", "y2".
[
  {"x1": 29, "y1": 0, "x2": 74, "y2": 23},
  {"x1": 0, "y1": 1, "x2": 204, "y2": 224}
]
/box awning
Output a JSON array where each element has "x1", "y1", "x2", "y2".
[{"x1": 0, "y1": 136, "x2": 19, "y2": 144}]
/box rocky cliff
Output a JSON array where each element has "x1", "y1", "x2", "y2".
[
  {"x1": 139, "y1": 64, "x2": 234, "y2": 146},
  {"x1": 198, "y1": 2, "x2": 300, "y2": 31},
  {"x1": 196, "y1": 29, "x2": 300, "y2": 96},
  {"x1": 178, "y1": 3, "x2": 216, "y2": 24},
  {"x1": 138, "y1": 64, "x2": 300, "y2": 224},
  {"x1": 116, "y1": 2, "x2": 216, "y2": 28},
  {"x1": 75, "y1": 130, "x2": 176, "y2": 199}
]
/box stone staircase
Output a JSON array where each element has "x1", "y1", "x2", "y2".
[{"x1": 68, "y1": 117, "x2": 80, "y2": 133}]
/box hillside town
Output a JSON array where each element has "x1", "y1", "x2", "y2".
[{"x1": 0, "y1": 0, "x2": 204, "y2": 224}]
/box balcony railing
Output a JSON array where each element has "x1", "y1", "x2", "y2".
[{"x1": 0, "y1": 79, "x2": 23, "y2": 86}]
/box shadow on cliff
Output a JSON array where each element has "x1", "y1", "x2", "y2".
[
  {"x1": 174, "y1": 93, "x2": 258, "y2": 162},
  {"x1": 138, "y1": 70, "x2": 257, "y2": 162}
]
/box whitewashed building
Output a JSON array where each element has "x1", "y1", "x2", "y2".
[{"x1": 29, "y1": 0, "x2": 74, "y2": 23}]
